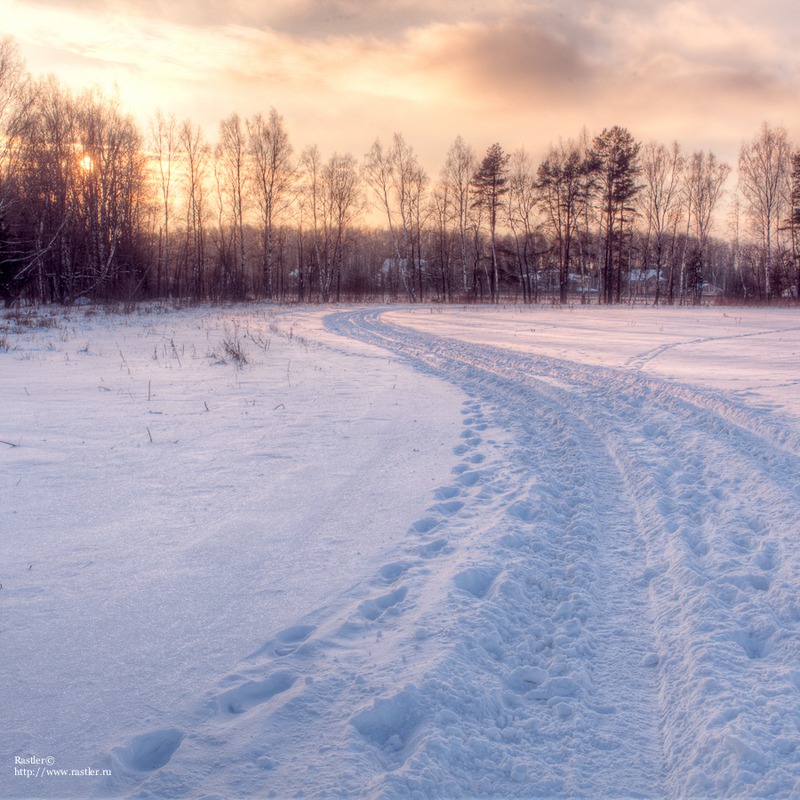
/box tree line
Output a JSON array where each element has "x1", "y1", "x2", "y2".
[{"x1": 1, "y1": 36, "x2": 799, "y2": 307}]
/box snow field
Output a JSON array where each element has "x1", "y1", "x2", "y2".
[
  {"x1": 0, "y1": 304, "x2": 463, "y2": 799},
  {"x1": 2, "y1": 303, "x2": 800, "y2": 799},
  {"x1": 330, "y1": 307, "x2": 800, "y2": 798}
]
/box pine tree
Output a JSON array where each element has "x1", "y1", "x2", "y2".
[{"x1": 471, "y1": 143, "x2": 509, "y2": 303}]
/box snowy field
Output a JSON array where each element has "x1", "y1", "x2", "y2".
[{"x1": 1, "y1": 303, "x2": 799, "y2": 799}]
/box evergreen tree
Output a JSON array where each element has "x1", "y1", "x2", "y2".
[{"x1": 471, "y1": 143, "x2": 509, "y2": 303}]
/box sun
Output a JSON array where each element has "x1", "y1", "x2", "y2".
[{"x1": 80, "y1": 154, "x2": 93, "y2": 172}]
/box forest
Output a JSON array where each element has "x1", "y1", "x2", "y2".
[{"x1": 1, "y1": 36, "x2": 799, "y2": 308}]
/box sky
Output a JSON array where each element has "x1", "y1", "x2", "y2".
[{"x1": 3, "y1": 0, "x2": 800, "y2": 175}]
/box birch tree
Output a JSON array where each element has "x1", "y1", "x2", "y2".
[
  {"x1": 641, "y1": 141, "x2": 684, "y2": 305},
  {"x1": 179, "y1": 119, "x2": 210, "y2": 298},
  {"x1": 687, "y1": 150, "x2": 730, "y2": 302},
  {"x1": 739, "y1": 123, "x2": 791, "y2": 302},
  {"x1": 150, "y1": 110, "x2": 178, "y2": 296},
  {"x1": 247, "y1": 108, "x2": 295, "y2": 298},
  {"x1": 440, "y1": 136, "x2": 475, "y2": 296},
  {"x1": 363, "y1": 133, "x2": 428, "y2": 301},
  {"x1": 215, "y1": 113, "x2": 248, "y2": 297}
]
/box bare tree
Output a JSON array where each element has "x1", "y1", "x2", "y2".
[
  {"x1": 505, "y1": 149, "x2": 539, "y2": 303},
  {"x1": 0, "y1": 36, "x2": 28, "y2": 197},
  {"x1": 440, "y1": 136, "x2": 475, "y2": 296},
  {"x1": 738, "y1": 122, "x2": 791, "y2": 302},
  {"x1": 298, "y1": 145, "x2": 323, "y2": 301},
  {"x1": 641, "y1": 141, "x2": 684, "y2": 305},
  {"x1": 536, "y1": 139, "x2": 596, "y2": 303},
  {"x1": 686, "y1": 150, "x2": 730, "y2": 302},
  {"x1": 247, "y1": 108, "x2": 295, "y2": 298},
  {"x1": 323, "y1": 152, "x2": 362, "y2": 302},
  {"x1": 74, "y1": 88, "x2": 147, "y2": 299},
  {"x1": 0, "y1": 36, "x2": 33, "y2": 304},
  {"x1": 215, "y1": 113, "x2": 248, "y2": 297},
  {"x1": 179, "y1": 119, "x2": 210, "y2": 298},
  {"x1": 300, "y1": 147, "x2": 362, "y2": 302},
  {"x1": 428, "y1": 181, "x2": 455, "y2": 301},
  {"x1": 150, "y1": 110, "x2": 178, "y2": 296},
  {"x1": 363, "y1": 133, "x2": 428, "y2": 301},
  {"x1": 592, "y1": 126, "x2": 641, "y2": 304},
  {"x1": 13, "y1": 79, "x2": 147, "y2": 302}
]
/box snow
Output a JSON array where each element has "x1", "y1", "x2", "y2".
[{"x1": 2, "y1": 303, "x2": 799, "y2": 799}]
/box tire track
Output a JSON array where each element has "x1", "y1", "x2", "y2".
[
  {"x1": 325, "y1": 307, "x2": 800, "y2": 797},
  {"x1": 107, "y1": 307, "x2": 800, "y2": 799}
]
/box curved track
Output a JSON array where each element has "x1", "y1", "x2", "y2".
[
  {"x1": 111, "y1": 307, "x2": 800, "y2": 799},
  {"x1": 323, "y1": 308, "x2": 800, "y2": 797}
]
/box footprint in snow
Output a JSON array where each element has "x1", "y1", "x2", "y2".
[
  {"x1": 215, "y1": 670, "x2": 296, "y2": 714},
  {"x1": 431, "y1": 499, "x2": 464, "y2": 516},
  {"x1": 247, "y1": 624, "x2": 317, "y2": 660},
  {"x1": 456, "y1": 470, "x2": 483, "y2": 487},
  {"x1": 411, "y1": 516, "x2": 440, "y2": 534},
  {"x1": 350, "y1": 685, "x2": 424, "y2": 765},
  {"x1": 379, "y1": 561, "x2": 413, "y2": 583},
  {"x1": 418, "y1": 538, "x2": 449, "y2": 558},
  {"x1": 358, "y1": 586, "x2": 408, "y2": 621},
  {"x1": 112, "y1": 728, "x2": 183, "y2": 773}
]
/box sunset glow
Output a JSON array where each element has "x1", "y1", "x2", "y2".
[{"x1": 5, "y1": 0, "x2": 800, "y2": 170}]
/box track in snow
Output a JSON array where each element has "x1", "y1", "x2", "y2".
[{"x1": 108, "y1": 308, "x2": 800, "y2": 799}]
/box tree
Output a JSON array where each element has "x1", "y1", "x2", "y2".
[
  {"x1": 247, "y1": 108, "x2": 295, "y2": 298},
  {"x1": 428, "y1": 181, "x2": 455, "y2": 301},
  {"x1": 178, "y1": 119, "x2": 210, "y2": 298},
  {"x1": 787, "y1": 151, "x2": 800, "y2": 301},
  {"x1": 300, "y1": 147, "x2": 362, "y2": 302},
  {"x1": 298, "y1": 145, "x2": 323, "y2": 300},
  {"x1": 150, "y1": 110, "x2": 178, "y2": 296},
  {"x1": 323, "y1": 152, "x2": 362, "y2": 302},
  {"x1": 536, "y1": 139, "x2": 596, "y2": 303},
  {"x1": 12, "y1": 79, "x2": 148, "y2": 303},
  {"x1": 686, "y1": 151, "x2": 730, "y2": 302},
  {"x1": 507, "y1": 149, "x2": 538, "y2": 303},
  {"x1": 641, "y1": 141, "x2": 684, "y2": 305},
  {"x1": 73, "y1": 88, "x2": 148, "y2": 300},
  {"x1": 440, "y1": 136, "x2": 475, "y2": 296},
  {"x1": 592, "y1": 126, "x2": 641, "y2": 304},
  {"x1": 738, "y1": 122, "x2": 791, "y2": 302},
  {"x1": 471, "y1": 143, "x2": 509, "y2": 303},
  {"x1": 0, "y1": 37, "x2": 32, "y2": 304},
  {"x1": 215, "y1": 113, "x2": 248, "y2": 297},
  {"x1": 363, "y1": 133, "x2": 428, "y2": 301}
]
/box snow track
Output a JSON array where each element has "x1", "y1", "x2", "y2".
[{"x1": 106, "y1": 307, "x2": 800, "y2": 799}]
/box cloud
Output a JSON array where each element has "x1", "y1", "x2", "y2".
[
  {"x1": 6, "y1": 0, "x2": 800, "y2": 175},
  {"x1": 414, "y1": 20, "x2": 597, "y2": 107},
  {"x1": 13, "y1": 0, "x2": 503, "y2": 36}
]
